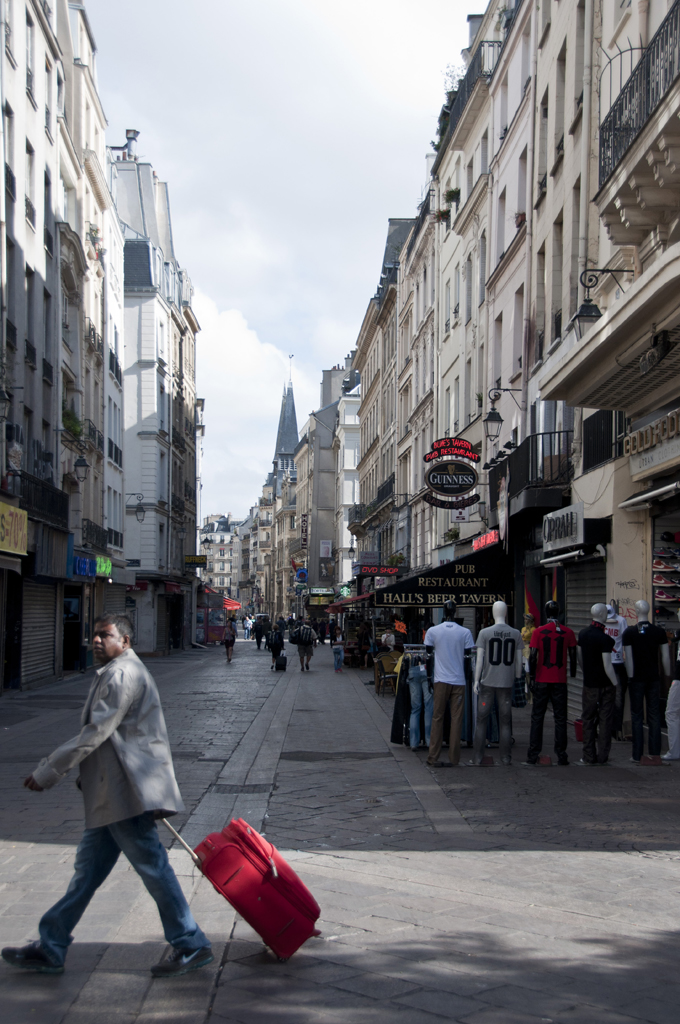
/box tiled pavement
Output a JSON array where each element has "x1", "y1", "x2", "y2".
[{"x1": 1, "y1": 639, "x2": 679, "y2": 1023}]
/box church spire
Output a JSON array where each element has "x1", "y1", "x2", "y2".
[{"x1": 274, "y1": 380, "x2": 298, "y2": 459}]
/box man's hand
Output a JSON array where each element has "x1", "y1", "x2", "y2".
[{"x1": 24, "y1": 774, "x2": 44, "y2": 791}]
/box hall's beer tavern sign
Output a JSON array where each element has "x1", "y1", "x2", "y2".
[{"x1": 422, "y1": 436, "x2": 480, "y2": 512}]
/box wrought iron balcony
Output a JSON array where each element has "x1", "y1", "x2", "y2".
[
  {"x1": 600, "y1": 0, "x2": 680, "y2": 187},
  {"x1": 488, "y1": 432, "x2": 573, "y2": 512},
  {"x1": 5, "y1": 164, "x2": 15, "y2": 201},
  {"x1": 171, "y1": 493, "x2": 185, "y2": 514},
  {"x1": 25, "y1": 196, "x2": 36, "y2": 228},
  {"x1": 348, "y1": 503, "x2": 366, "y2": 526},
  {"x1": 17, "y1": 470, "x2": 69, "y2": 530},
  {"x1": 172, "y1": 427, "x2": 186, "y2": 451},
  {"x1": 107, "y1": 438, "x2": 122, "y2": 467},
  {"x1": 376, "y1": 473, "x2": 395, "y2": 506},
  {"x1": 6, "y1": 319, "x2": 16, "y2": 349},
  {"x1": 184, "y1": 481, "x2": 196, "y2": 503},
  {"x1": 84, "y1": 318, "x2": 103, "y2": 356},
  {"x1": 82, "y1": 517, "x2": 108, "y2": 552},
  {"x1": 83, "y1": 419, "x2": 104, "y2": 453},
  {"x1": 108, "y1": 347, "x2": 122, "y2": 386},
  {"x1": 25, "y1": 340, "x2": 37, "y2": 367},
  {"x1": 107, "y1": 528, "x2": 123, "y2": 548},
  {"x1": 42, "y1": 359, "x2": 53, "y2": 384},
  {"x1": 434, "y1": 40, "x2": 501, "y2": 160}
]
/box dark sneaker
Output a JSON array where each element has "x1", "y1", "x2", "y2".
[
  {"x1": 557, "y1": 758, "x2": 570, "y2": 766},
  {"x1": 1, "y1": 941, "x2": 64, "y2": 974},
  {"x1": 151, "y1": 946, "x2": 214, "y2": 978}
]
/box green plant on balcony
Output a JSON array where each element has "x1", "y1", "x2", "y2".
[
  {"x1": 62, "y1": 406, "x2": 82, "y2": 438},
  {"x1": 444, "y1": 188, "x2": 460, "y2": 207},
  {"x1": 476, "y1": 392, "x2": 483, "y2": 407},
  {"x1": 434, "y1": 209, "x2": 450, "y2": 223},
  {"x1": 443, "y1": 527, "x2": 460, "y2": 543},
  {"x1": 386, "y1": 552, "x2": 405, "y2": 566}
]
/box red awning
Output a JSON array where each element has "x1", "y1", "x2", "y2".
[{"x1": 223, "y1": 598, "x2": 242, "y2": 610}]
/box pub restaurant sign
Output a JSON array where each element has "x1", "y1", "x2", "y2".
[{"x1": 425, "y1": 462, "x2": 478, "y2": 497}]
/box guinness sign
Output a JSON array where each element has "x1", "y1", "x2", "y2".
[{"x1": 425, "y1": 461, "x2": 478, "y2": 497}]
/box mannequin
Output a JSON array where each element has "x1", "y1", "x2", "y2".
[
  {"x1": 576, "y1": 603, "x2": 618, "y2": 765},
  {"x1": 662, "y1": 608, "x2": 680, "y2": 761},
  {"x1": 471, "y1": 601, "x2": 522, "y2": 765},
  {"x1": 605, "y1": 603, "x2": 628, "y2": 740},
  {"x1": 523, "y1": 601, "x2": 577, "y2": 766},
  {"x1": 622, "y1": 599, "x2": 670, "y2": 763}
]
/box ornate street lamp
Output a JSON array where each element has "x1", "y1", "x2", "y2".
[{"x1": 74, "y1": 454, "x2": 89, "y2": 482}]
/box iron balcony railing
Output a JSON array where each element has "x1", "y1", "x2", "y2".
[
  {"x1": 25, "y1": 195, "x2": 36, "y2": 227},
  {"x1": 107, "y1": 528, "x2": 123, "y2": 548},
  {"x1": 184, "y1": 481, "x2": 196, "y2": 503},
  {"x1": 171, "y1": 493, "x2": 185, "y2": 514},
  {"x1": 600, "y1": 0, "x2": 680, "y2": 187},
  {"x1": 18, "y1": 470, "x2": 69, "y2": 530},
  {"x1": 582, "y1": 410, "x2": 626, "y2": 472},
  {"x1": 406, "y1": 190, "x2": 432, "y2": 260},
  {"x1": 25, "y1": 340, "x2": 37, "y2": 367},
  {"x1": 108, "y1": 347, "x2": 122, "y2": 386},
  {"x1": 488, "y1": 432, "x2": 573, "y2": 511},
  {"x1": 376, "y1": 473, "x2": 395, "y2": 505},
  {"x1": 348, "y1": 503, "x2": 366, "y2": 526},
  {"x1": 83, "y1": 418, "x2": 104, "y2": 453},
  {"x1": 107, "y1": 438, "x2": 122, "y2": 467},
  {"x1": 5, "y1": 163, "x2": 15, "y2": 201},
  {"x1": 435, "y1": 40, "x2": 501, "y2": 159},
  {"x1": 172, "y1": 427, "x2": 186, "y2": 451},
  {"x1": 85, "y1": 318, "x2": 103, "y2": 356},
  {"x1": 42, "y1": 358, "x2": 53, "y2": 384},
  {"x1": 82, "y1": 517, "x2": 108, "y2": 552},
  {"x1": 288, "y1": 535, "x2": 304, "y2": 555},
  {"x1": 6, "y1": 319, "x2": 16, "y2": 349}
]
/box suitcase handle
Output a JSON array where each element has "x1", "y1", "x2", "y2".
[
  {"x1": 159, "y1": 817, "x2": 203, "y2": 869},
  {"x1": 269, "y1": 856, "x2": 278, "y2": 879}
]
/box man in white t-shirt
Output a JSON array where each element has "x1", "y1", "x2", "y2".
[
  {"x1": 605, "y1": 604, "x2": 628, "y2": 740},
  {"x1": 424, "y1": 601, "x2": 475, "y2": 766}
]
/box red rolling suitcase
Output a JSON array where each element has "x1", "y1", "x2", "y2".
[{"x1": 161, "y1": 817, "x2": 320, "y2": 960}]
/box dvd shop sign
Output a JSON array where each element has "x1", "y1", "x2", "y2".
[{"x1": 425, "y1": 462, "x2": 478, "y2": 497}]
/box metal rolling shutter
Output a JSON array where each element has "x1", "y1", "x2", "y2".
[
  {"x1": 103, "y1": 584, "x2": 126, "y2": 616},
  {"x1": 156, "y1": 596, "x2": 168, "y2": 652},
  {"x1": 21, "y1": 581, "x2": 56, "y2": 686},
  {"x1": 565, "y1": 560, "x2": 607, "y2": 720}
]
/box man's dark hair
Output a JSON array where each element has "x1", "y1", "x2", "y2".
[
  {"x1": 94, "y1": 613, "x2": 135, "y2": 645},
  {"x1": 443, "y1": 600, "x2": 457, "y2": 620}
]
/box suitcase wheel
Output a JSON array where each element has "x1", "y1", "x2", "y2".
[{"x1": 277, "y1": 956, "x2": 289, "y2": 962}]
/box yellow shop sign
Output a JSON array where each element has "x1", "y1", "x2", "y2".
[{"x1": 0, "y1": 501, "x2": 28, "y2": 555}]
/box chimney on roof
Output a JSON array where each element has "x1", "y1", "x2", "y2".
[{"x1": 126, "y1": 129, "x2": 140, "y2": 161}]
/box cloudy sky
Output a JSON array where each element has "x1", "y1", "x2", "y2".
[{"x1": 87, "y1": 0, "x2": 480, "y2": 519}]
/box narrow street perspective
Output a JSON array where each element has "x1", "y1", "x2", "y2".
[{"x1": 2, "y1": 639, "x2": 679, "y2": 1024}]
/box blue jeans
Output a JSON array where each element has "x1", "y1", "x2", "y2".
[
  {"x1": 244, "y1": 626, "x2": 251, "y2": 639},
  {"x1": 333, "y1": 645, "x2": 344, "y2": 670},
  {"x1": 39, "y1": 813, "x2": 209, "y2": 966},
  {"x1": 409, "y1": 675, "x2": 433, "y2": 747},
  {"x1": 629, "y1": 678, "x2": 661, "y2": 761}
]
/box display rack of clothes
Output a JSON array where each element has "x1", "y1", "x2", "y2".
[{"x1": 390, "y1": 646, "x2": 429, "y2": 745}]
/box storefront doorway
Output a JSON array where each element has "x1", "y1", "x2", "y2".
[{"x1": 63, "y1": 585, "x2": 82, "y2": 671}]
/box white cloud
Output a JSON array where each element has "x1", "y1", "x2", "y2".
[{"x1": 194, "y1": 292, "x2": 318, "y2": 518}]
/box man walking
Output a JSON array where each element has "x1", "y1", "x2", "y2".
[
  {"x1": 524, "y1": 601, "x2": 577, "y2": 766},
  {"x1": 253, "y1": 617, "x2": 264, "y2": 650},
  {"x1": 1, "y1": 614, "x2": 212, "y2": 978},
  {"x1": 425, "y1": 601, "x2": 475, "y2": 767},
  {"x1": 293, "y1": 619, "x2": 317, "y2": 671}
]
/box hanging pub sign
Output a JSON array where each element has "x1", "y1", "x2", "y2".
[
  {"x1": 425, "y1": 461, "x2": 478, "y2": 497},
  {"x1": 423, "y1": 492, "x2": 480, "y2": 510},
  {"x1": 423, "y1": 437, "x2": 481, "y2": 464}
]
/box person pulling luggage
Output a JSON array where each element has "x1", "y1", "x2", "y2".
[
  {"x1": 1, "y1": 614, "x2": 213, "y2": 978},
  {"x1": 270, "y1": 626, "x2": 285, "y2": 671}
]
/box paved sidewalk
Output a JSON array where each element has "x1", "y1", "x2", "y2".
[{"x1": 1, "y1": 639, "x2": 679, "y2": 1023}]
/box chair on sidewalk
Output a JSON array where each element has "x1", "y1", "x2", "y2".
[{"x1": 375, "y1": 655, "x2": 398, "y2": 697}]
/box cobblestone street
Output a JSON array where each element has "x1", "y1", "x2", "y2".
[{"x1": 2, "y1": 639, "x2": 680, "y2": 1024}]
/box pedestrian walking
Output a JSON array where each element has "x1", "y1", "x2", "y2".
[
  {"x1": 576, "y1": 604, "x2": 618, "y2": 766},
  {"x1": 292, "y1": 619, "x2": 317, "y2": 671},
  {"x1": 524, "y1": 601, "x2": 577, "y2": 766},
  {"x1": 425, "y1": 601, "x2": 475, "y2": 767},
  {"x1": 318, "y1": 620, "x2": 327, "y2": 645},
  {"x1": 225, "y1": 619, "x2": 237, "y2": 663},
  {"x1": 253, "y1": 619, "x2": 264, "y2": 650},
  {"x1": 243, "y1": 615, "x2": 252, "y2": 640},
  {"x1": 270, "y1": 627, "x2": 285, "y2": 670},
  {"x1": 1, "y1": 614, "x2": 212, "y2": 978}
]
